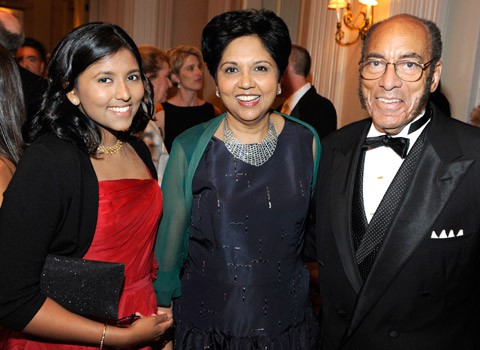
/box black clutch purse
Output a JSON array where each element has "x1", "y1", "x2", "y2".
[{"x1": 40, "y1": 255, "x2": 125, "y2": 320}]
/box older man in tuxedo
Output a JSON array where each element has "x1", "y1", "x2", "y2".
[{"x1": 310, "y1": 14, "x2": 480, "y2": 349}]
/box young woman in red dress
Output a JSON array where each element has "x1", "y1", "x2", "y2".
[{"x1": 0, "y1": 22, "x2": 172, "y2": 349}]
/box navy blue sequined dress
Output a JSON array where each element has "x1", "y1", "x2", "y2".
[{"x1": 173, "y1": 119, "x2": 319, "y2": 349}]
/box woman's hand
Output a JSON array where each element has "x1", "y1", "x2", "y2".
[
  {"x1": 109, "y1": 313, "x2": 173, "y2": 348},
  {"x1": 156, "y1": 305, "x2": 172, "y2": 317},
  {"x1": 156, "y1": 305, "x2": 174, "y2": 349},
  {"x1": 23, "y1": 299, "x2": 173, "y2": 348}
]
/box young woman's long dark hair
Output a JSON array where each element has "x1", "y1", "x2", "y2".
[
  {"x1": 24, "y1": 22, "x2": 154, "y2": 156},
  {"x1": 0, "y1": 44, "x2": 25, "y2": 164}
]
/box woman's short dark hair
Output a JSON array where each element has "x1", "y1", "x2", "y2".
[
  {"x1": 24, "y1": 22, "x2": 154, "y2": 156},
  {"x1": 201, "y1": 9, "x2": 291, "y2": 82},
  {"x1": 0, "y1": 44, "x2": 25, "y2": 164}
]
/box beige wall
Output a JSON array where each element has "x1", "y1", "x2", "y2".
[
  {"x1": 10, "y1": 0, "x2": 478, "y2": 124},
  {"x1": 170, "y1": 0, "x2": 209, "y2": 48},
  {"x1": 442, "y1": 0, "x2": 480, "y2": 121}
]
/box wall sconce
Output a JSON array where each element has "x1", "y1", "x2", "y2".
[{"x1": 328, "y1": 0, "x2": 378, "y2": 46}]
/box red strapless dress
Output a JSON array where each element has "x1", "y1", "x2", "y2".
[{"x1": 3, "y1": 177, "x2": 162, "y2": 350}]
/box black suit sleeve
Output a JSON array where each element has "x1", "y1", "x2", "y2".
[{"x1": 294, "y1": 87, "x2": 337, "y2": 139}]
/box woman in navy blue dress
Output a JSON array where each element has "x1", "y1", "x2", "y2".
[{"x1": 154, "y1": 9, "x2": 320, "y2": 349}]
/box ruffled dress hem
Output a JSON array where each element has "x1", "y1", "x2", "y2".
[{"x1": 174, "y1": 308, "x2": 319, "y2": 350}]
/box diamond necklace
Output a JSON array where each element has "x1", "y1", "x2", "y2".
[
  {"x1": 98, "y1": 139, "x2": 123, "y2": 155},
  {"x1": 223, "y1": 118, "x2": 278, "y2": 167}
]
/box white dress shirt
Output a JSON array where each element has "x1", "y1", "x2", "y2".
[{"x1": 363, "y1": 111, "x2": 429, "y2": 222}]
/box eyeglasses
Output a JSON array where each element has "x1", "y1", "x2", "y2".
[
  {"x1": 116, "y1": 314, "x2": 140, "y2": 327},
  {"x1": 359, "y1": 58, "x2": 434, "y2": 82}
]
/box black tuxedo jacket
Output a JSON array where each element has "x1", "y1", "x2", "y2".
[
  {"x1": 312, "y1": 104, "x2": 480, "y2": 349},
  {"x1": 284, "y1": 86, "x2": 337, "y2": 138}
]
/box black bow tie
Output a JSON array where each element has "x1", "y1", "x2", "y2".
[{"x1": 363, "y1": 135, "x2": 410, "y2": 158}]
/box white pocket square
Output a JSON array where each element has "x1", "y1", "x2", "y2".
[{"x1": 431, "y1": 229, "x2": 464, "y2": 239}]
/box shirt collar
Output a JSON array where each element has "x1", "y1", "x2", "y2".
[
  {"x1": 283, "y1": 83, "x2": 311, "y2": 112},
  {"x1": 366, "y1": 110, "x2": 430, "y2": 152},
  {"x1": 367, "y1": 110, "x2": 428, "y2": 138}
]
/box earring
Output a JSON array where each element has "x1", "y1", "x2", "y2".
[
  {"x1": 277, "y1": 87, "x2": 282, "y2": 95},
  {"x1": 177, "y1": 82, "x2": 182, "y2": 88},
  {"x1": 67, "y1": 90, "x2": 80, "y2": 106},
  {"x1": 215, "y1": 88, "x2": 220, "y2": 98}
]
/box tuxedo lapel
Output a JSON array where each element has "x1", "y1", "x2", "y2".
[
  {"x1": 330, "y1": 121, "x2": 370, "y2": 293},
  {"x1": 348, "y1": 107, "x2": 475, "y2": 334}
]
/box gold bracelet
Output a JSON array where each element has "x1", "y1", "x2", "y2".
[{"x1": 99, "y1": 323, "x2": 108, "y2": 349}]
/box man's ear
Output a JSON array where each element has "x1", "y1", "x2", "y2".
[
  {"x1": 66, "y1": 90, "x2": 80, "y2": 106},
  {"x1": 430, "y1": 60, "x2": 443, "y2": 93}
]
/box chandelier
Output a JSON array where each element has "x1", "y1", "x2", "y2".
[{"x1": 328, "y1": 0, "x2": 379, "y2": 46}]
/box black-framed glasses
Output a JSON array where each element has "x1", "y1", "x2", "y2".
[
  {"x1": 116, "y1": 314, "x2": 140, "y2": 327},
  {"x1": 359, "y1": 58, "x2": 434, "y2": 82}
]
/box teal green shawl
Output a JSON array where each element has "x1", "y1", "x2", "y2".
[{"x1": 153, "y1": 112, "x2": 321, "y2": 306}]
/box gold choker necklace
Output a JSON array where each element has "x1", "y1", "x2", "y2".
[{"x1": 98, "y1": 139, "x2": 123, "y2": 155}]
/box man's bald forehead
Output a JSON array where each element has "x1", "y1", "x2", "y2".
[
  {"x1": 373, "y1": 14, "x2": 428, "y2": 38},
  {"x1": 0, "y1": 10, "x2": 22, "y2": 35}
]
